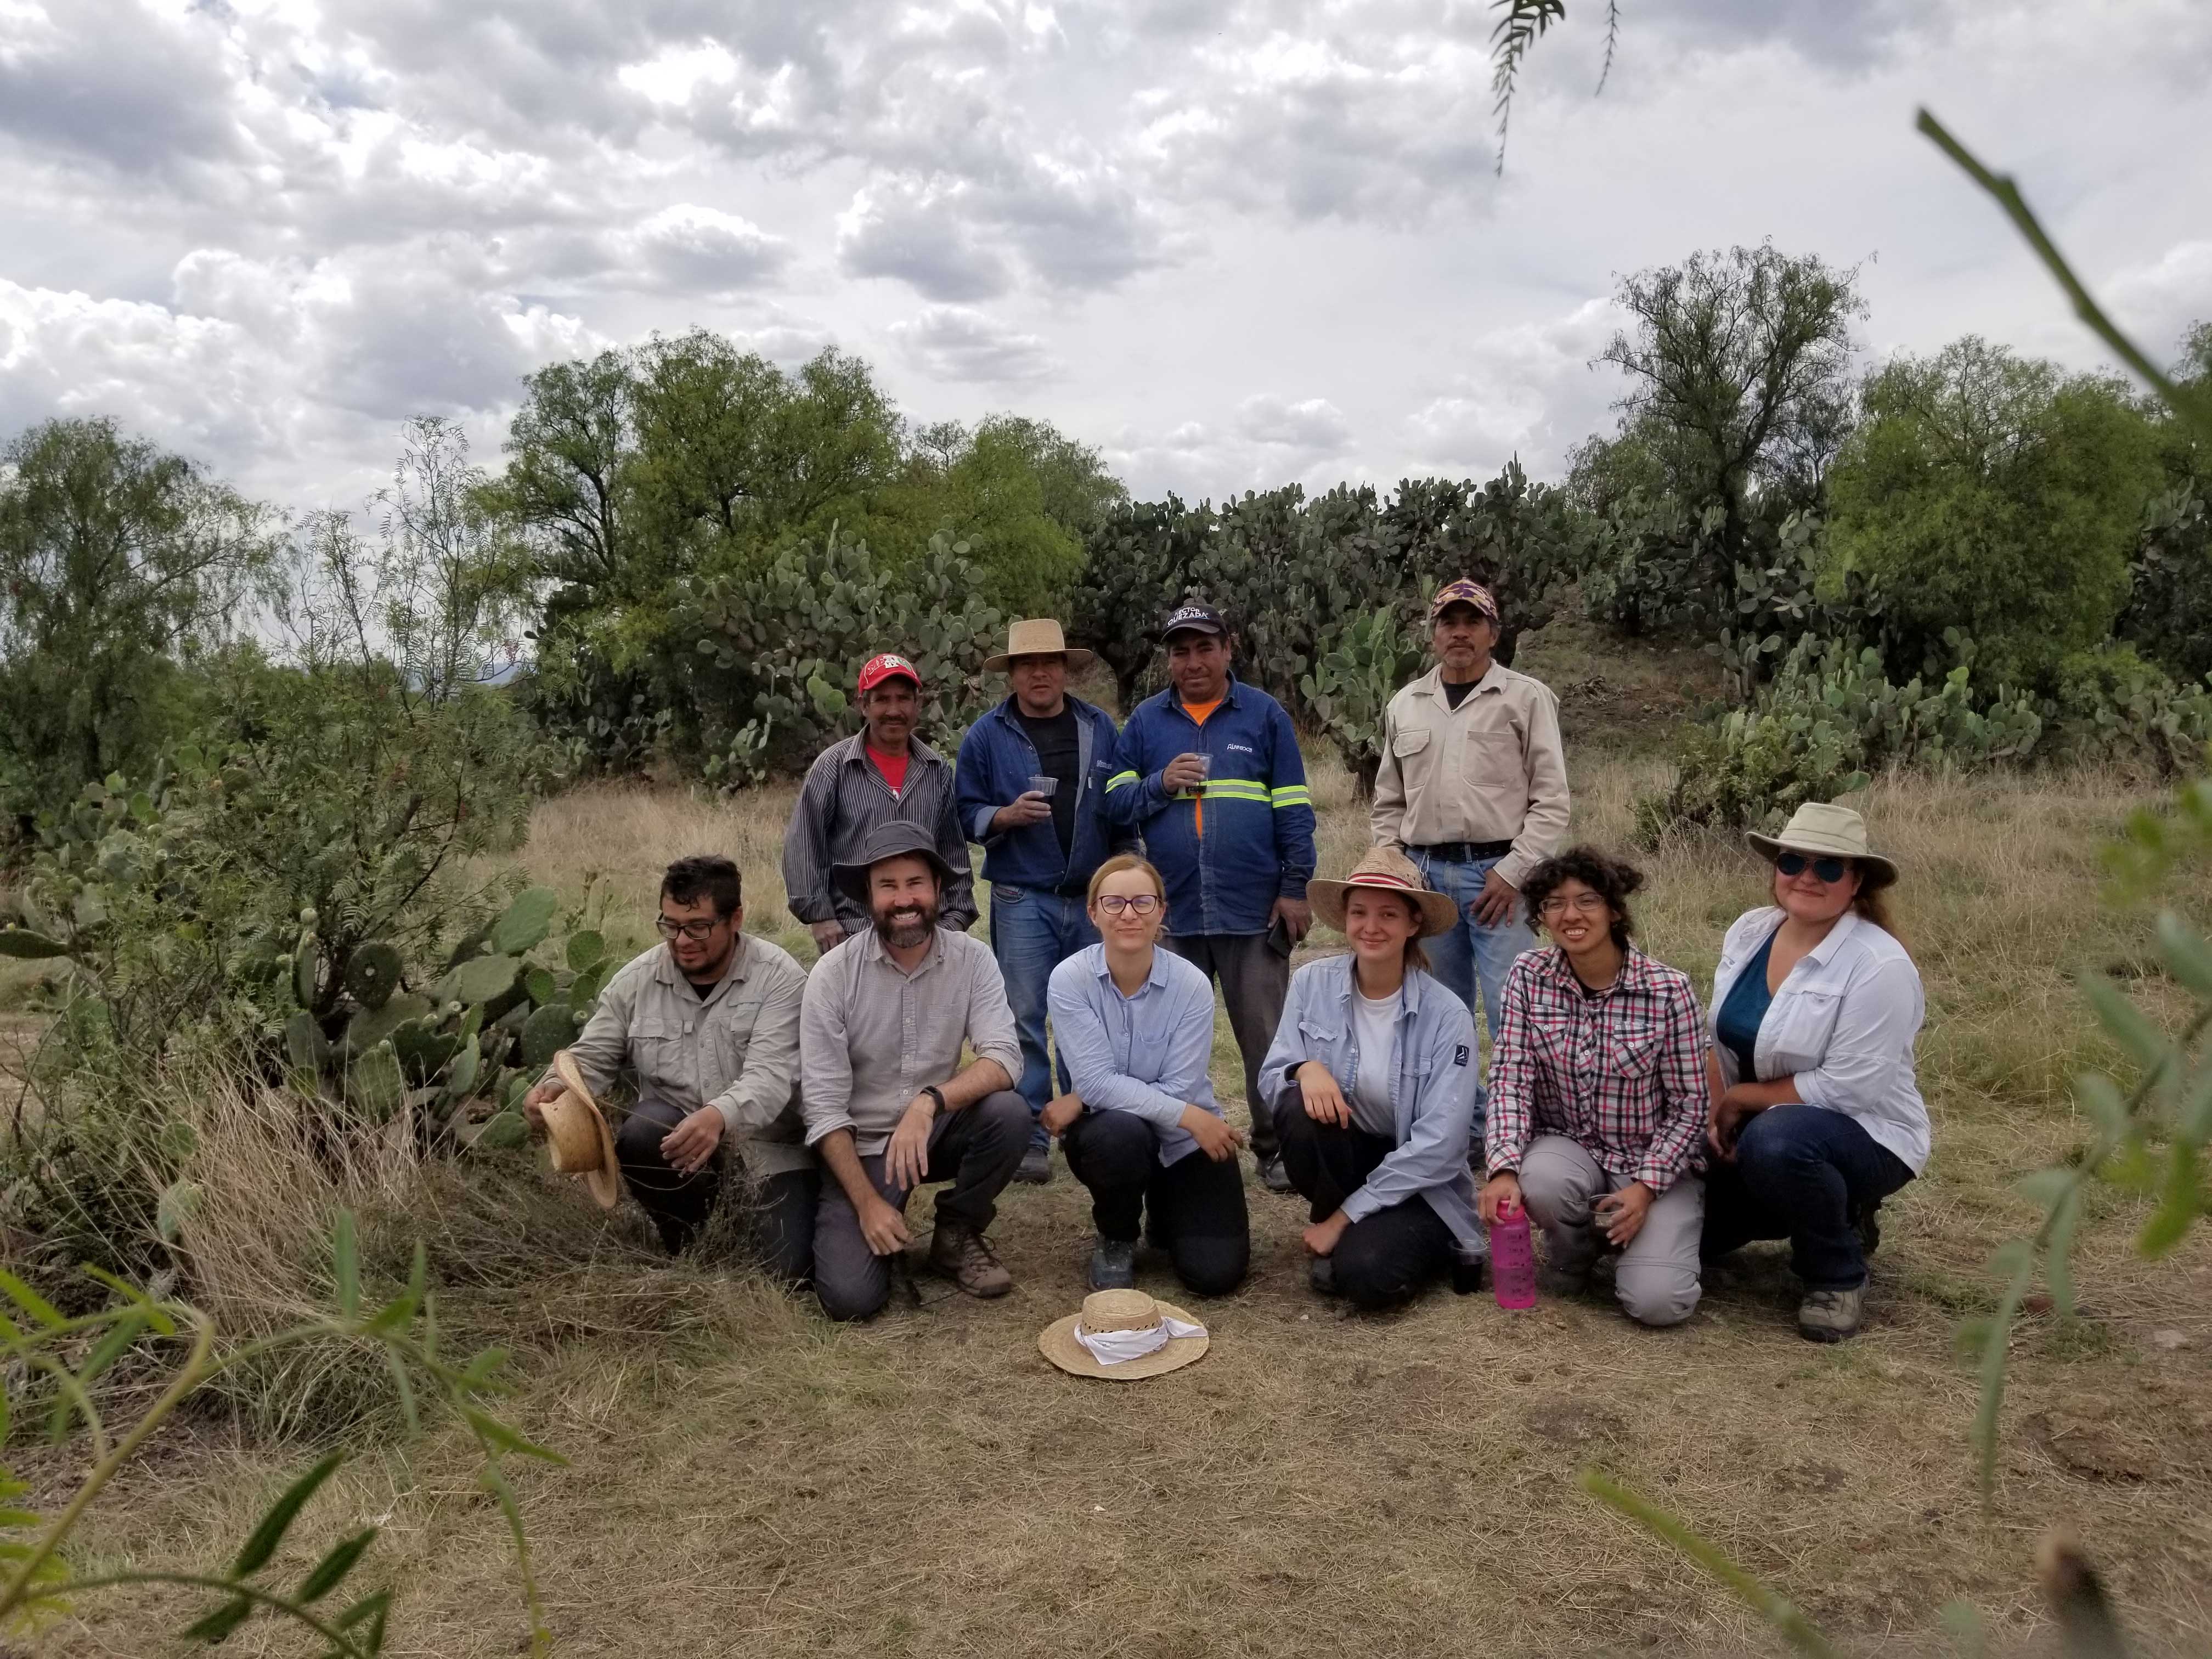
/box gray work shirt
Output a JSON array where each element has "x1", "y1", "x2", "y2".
[
  {"x1": 780, "y1": 732, "x2": 979, "y2": 935},
  {"x1": 557, "y1": 935, "x2": 812, "y2": 1176},
  {"x1": 798, "y1": 926, "x2": 1022, "y2": 1155}
]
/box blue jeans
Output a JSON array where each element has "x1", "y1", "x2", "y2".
[
  {"x1": 988, "y1": 884, "x2": 1100, "y2": 1148},
  {"x1": 1701, "y1": 1103, "x2": 1915, "y2": 1290},
  {"x1": 1407, "y1": 849, "x2": 1537, "y2": 1142}
]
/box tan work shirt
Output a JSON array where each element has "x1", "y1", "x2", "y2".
[
  {"x1": 560, "y1": 935, "x2": 812, "y2": 1176},
  {"x1": 1370, "y1": 662, "x2": 1571, "y2": 890}
]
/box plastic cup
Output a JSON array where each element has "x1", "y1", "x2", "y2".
[
  {"x1": 1026, "y1": 774, "x2": 1059, "y2": 798},
  {"x1": 1189, "y1": 752, "x2": 1212, "y2": 780}
]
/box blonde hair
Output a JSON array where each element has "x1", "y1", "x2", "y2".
[
  {"x1": 1340, "y1": 887, "x2": 1431, "y2": 975},
  {"x1": 1086, "y1": 853, "x2": 1167, "y2": 913}
]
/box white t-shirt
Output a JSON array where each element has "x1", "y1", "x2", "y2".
[{"x1": 1350, "y1": 990, "x2": 1400, "y2": 1136}]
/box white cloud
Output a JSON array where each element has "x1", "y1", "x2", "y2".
[
  {"x1": 888, "y1": 304, "x2": 1058, "y2": 383},
  {"x1": 1236, "y1": 394, "x2": 1353, "y2": 455},
  {"x1": 2106, "y1": 240, "x2": 2212, "y2": 369},
  {"x1": 1401, "y1": 298, "x2": 1628, "y2": 479}
]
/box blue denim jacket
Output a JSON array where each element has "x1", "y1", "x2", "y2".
[
  {"x1": 1260, "y1": 954, "x2": 1483, "y2": 1251},
  {"x1": 1048, "y1": 944, "x2": 1222, "y2": 1166},
  {"x1": 955, "y1": 696, "x2": 1131, "y2": 895}
]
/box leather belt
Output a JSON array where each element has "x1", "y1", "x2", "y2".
[{"x1": 1414, "y1": 840, "x2": 1515, "y2": 862}]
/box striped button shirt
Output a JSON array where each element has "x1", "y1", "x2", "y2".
[
  {"x1": 780, "y1": 732, "x2": 979, "y2": 935},
  {"x1": 1484, "y1": 945, "x2": 1710, "y2": 1193}
]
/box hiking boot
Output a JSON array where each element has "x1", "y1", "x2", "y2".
[
  {"x1": 1257, "y1": 1155, "x2": 1294, "y2": 1194},
  {"x1": 1014, "y1": 1143, "x2": 1052, "y2": 1185},
  {"x1": 1798, "y1": 1284, "x2": 1866, "y2": 1342},
  {"x1": 1854, "y1": 1201, "x2": 1881, "y2": 1260},
  {"x1": 928, "y1": 1221, "x2": 1012, "y2": 1299},
  {"x1": 1088, "y1": 1235, "x2": 1137, "y2": 1291},
  {"x1": 1309, "y1": 1254, "x2": 1340, "y2": 1297},
  {"x1": 1536, "y1": 1260, "x2": 1591, "y2": 1299}
]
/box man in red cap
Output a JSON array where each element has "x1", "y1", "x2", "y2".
[{"x1": 782, "y1": 652, "x2": 979, "y2": 952}]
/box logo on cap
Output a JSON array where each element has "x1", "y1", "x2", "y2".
[
  {"x1": 857, "y1": 653, "x2": 921, "y2": 693},
  {"x1": 1160, "y1": 604, "x2": 1227, "y2": 637},
  {"x1": 1427, "y1": 579, "x2": 1499, "y2": 622}
]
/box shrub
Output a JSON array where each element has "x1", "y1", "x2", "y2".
[
  {"x1": 1299, "y1": 607, "x2": 1430, "y2": 797},
  {"x1": 2118, "y1": 483, "x2": 2212, "y2": 684}
]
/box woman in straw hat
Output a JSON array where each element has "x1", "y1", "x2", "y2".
[
  {"x1": 1042, "y1": 854, "x2": 1251, "y2": 1296},
  {"x1": 1480, "y1": 847, "x2": 1709, "y2": 1327},
  {"x1": 1258, "y1": 847, "x2": 1485, "y2": 1308},
  {"x1": 1702, "y1": 802, "x2": 1928, "y2": 1343}
]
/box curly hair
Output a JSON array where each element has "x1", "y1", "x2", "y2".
[
  {"x1": 662, "y1": 854, "x2": 742, "y2": 918},
  {"x1": 1519, "y1": 845, "x2": 1644, "y2": 949}
]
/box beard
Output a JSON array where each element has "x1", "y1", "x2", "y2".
[{"x1": 873, "y1": 896, "x2": 938, "y2": 949}]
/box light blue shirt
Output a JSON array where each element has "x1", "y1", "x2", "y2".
[
  {"x1": 1260, "y1": 953, "x2": 1483, "y2": 1251},
  {"x1": 1048, "y1": 943, "x2": 1223, "y2": 1166}
]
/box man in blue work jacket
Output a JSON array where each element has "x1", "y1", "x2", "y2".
[
  {"x1": 955, "y1": 618, "x2": 1133, "y2": 1185},
  {"x1": 1102, "y1": 604, "x2": 1316, "y2": 1193}
]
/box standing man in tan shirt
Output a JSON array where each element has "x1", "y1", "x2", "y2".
[{"x1": 1372, "y1": 578, "x2": 1571, "y2": 1144}]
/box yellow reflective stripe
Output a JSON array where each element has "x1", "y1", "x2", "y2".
[
  {"x1": 1199, "y1": 780, "x2": 1268, "y2": 800},
  {"x1": 1105, "y1": 770, "x2": 1139, "y2": 792},
  {"x1": 1269, "y1": 786, "x2": 1312, "y2": 808}
]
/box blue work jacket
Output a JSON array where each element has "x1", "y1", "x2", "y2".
[{"x1": 954, "y1": 695, "x2": 1131, "y2": 894}]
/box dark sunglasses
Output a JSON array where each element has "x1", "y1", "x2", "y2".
[{"x1": 1775, "y1": 852, "x2": 1849, "y2": 883}]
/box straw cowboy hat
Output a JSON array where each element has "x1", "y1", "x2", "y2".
[
  {"x1": 542, "y1": 1049, "x2": 620, "y2": 1210},
  {"x1": 983, "y1": 618, "x2": 1097, "y2": 674},
  {"x1": 1308, "y1": 846, "x2": 1460, "y2": 938},
  {"x1": 1746, "y1": 802, "x2": 1899, "y2": 891},
  {"x1": 1039, "y1": 1289, "x2": 1210, "y2": 1380},
  {"x1": 831, "y1": 820, "x2": 959, "y2": 911}
]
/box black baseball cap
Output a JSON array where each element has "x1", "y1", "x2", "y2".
[{"x1": 1160, "y1": 603, "x2": 1227, "y2": 640}]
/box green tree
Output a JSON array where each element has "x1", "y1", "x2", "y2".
[
  {"x1": 1825, "y1": 336, "x2": 2163, "y2": 687},
  {"x1": 0, "y1": 418, "x2": 279, "y2": 814},
  {"x1": 486, "y1": 347, "x2": 637, "y2": 602}
]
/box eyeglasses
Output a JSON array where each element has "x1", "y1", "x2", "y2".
[
  {"x1": 656, "y1": 916, "x2": 725, "y2": 941},
  {"x1": 1538, "y1": 894, "x2": 1609, "y2": 918},
  {"x1": 1096, "y1": 894, "x2": 1162, "y2": 917},
  {"x1": 1775, "y1": 853, "x2": 1849, "y2": 883}
]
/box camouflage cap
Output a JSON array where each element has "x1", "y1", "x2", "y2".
[{"x1": 1427, "y1": 578, "x2": 1499, "y2": 622}]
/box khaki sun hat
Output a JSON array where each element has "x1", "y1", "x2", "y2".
[
  {"x1": 1039, "y1": 1289, "x2": 1209, "y2": 1380},
  {"x1": 1308, "y1": 845, "x2": 1460, "y2": 939},
  {"x1": 544, "y1": 1049, "x2": 621, "y2": 1210},
  {"x1": 983, "y1": 618, "x2": 1098, "y2": 674},
  {"x1": 1746, "y1": 802, "x2": 1898, "y2": 891}
]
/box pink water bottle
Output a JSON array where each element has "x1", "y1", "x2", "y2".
[{"x1": 1489, "y1": 1200, "x2": 1537, "y2": 1311}]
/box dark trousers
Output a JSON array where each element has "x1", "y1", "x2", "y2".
[
  {"x1": 1701, "y1": 1102, "x2": 1915, "y2": 1290},
  {"x1": 1163, "y1": 932, "x2": 1291, "y2": 1161},
  {"x1": 614, "y1": 1097, "x2": 818, "y2": 1280},
  {"x1": 1273, "y1": 1086, "x2": 1454, "y2": 1311},
  {"x1": 1060, "y1": 1110, "x2": 1251, "y2": 1296},
  {"x1": 812, "y1": 1091, "x2": 1030, "y2": 1322}
]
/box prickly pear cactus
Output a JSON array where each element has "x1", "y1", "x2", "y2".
[{"x1": 345, "y1": 941, "x2": 404, "y2": 1010}]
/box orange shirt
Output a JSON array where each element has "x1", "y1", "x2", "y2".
[{"x1": 1180, "y1": 698, "x2": 1221, "y2": 832}]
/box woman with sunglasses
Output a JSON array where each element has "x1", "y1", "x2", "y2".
[
  {"x1": 1704, "y1": 802, "x2": 1928, "y2": 1342},
  {"x1": 1043, "y1": 854, "x2": 1251, "y2": 1294}
]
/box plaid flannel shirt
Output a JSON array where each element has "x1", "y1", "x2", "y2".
[{"x1": 1484, "y1": 945, "x2": 1709, "y2": 1193}]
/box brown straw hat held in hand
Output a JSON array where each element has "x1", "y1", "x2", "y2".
[
  {"x1": 1307, "y1": 845, "x2": 1460, "y2": 938},
  {"x1": 541, "y1": 1049, "x2": 620, "y2": 1210},
  {"x1": 1039, "y1": 1289, "x2": 1210, "y2": 1380}
]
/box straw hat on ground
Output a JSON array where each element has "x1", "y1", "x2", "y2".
[
  {"x1": 1308, "y1": 845, "x2": 1460, "y2": 938},
  {"x1": 543, "y1": 1049, "x2": 621, "y2": 1210},
  {"x1": 1745, "y1": 802, "x2": 1898, "y2": 891},
  {"x1": 983, "y1": 618, "x2": 1098, "y2": 674},
  {"x1": 1039, "y1": 1289, "x2": 1209, "y2": 1380}
]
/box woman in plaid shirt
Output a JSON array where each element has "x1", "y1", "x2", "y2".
[{"x1": 1479, "y1": 848, "x2": 1709, "y2": 1326}]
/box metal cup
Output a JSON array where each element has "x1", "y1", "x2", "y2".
[{"x1": 1026, "y1": 774, "x2": 1058, "y2": 798}]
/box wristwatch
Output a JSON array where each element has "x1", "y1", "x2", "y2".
[{"x1": 921, "y1": 1085, "x2": 946, "y2": 1116}]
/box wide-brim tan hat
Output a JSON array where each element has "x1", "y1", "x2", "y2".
[
  {"x1": 1308, "y1": 846, "x2": 1460, "y2": 938},
  {"x1": 544, "y1": 1049, "x2": 621, "y2": 1210},
  {"x1": 1746, "y1": 802, "x2": 1898, "y2": 891},
  {"x1": 1039, "y1": 1289, "x2": 1209, "y2": 1380},
  {"x1": 984, "y1": 618, "x2": 1098, "y2": 674}
]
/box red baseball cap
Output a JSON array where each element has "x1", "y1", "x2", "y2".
[{"x1": 856, "y1": 652, "x2": 921, "y2": 695}]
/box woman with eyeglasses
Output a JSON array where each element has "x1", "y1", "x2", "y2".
[
  {"x1": 1703, "y1": 803, "x2": 1928, "y2": 1343},
  {"x1": 1480, "y1": 847, "x2": 1709, "y2": 1326},
  {"x1": 1042, "y1": 854, "x2": 1251, "y2": 1294}
]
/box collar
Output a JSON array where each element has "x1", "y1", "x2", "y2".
[
  {"x1": 1417, "y1": 661, "x2": 1505, "y2": 702},
  {"x1": 652, "y1": 933, "x2": 749, "y2": 995},
  {"x1": 1536, "y1": 941, "x2": 1651, "y2": 995},
  {"x1": 861, "y1": 923, "x2": 941, "y2": 978},
  {"x1": 839, "y1": 732, "x2": 941, "y2": 769},
  {"x1": 1327, "y1": 952, "x2": 1425, "y2": 1017},
  {"x1": 994, "y1": 693, "x2": 1093, "y2": 726},
  {"x1": 1089, "y1": 941, "x2": 1170, "y2": 994},
  {"x1": 1804, "y1": 907, "x2": 1864, "y2": 967}
]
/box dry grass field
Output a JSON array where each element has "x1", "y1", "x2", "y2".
[{"x1": 29, "y1": 632, "x2": 2212, "y2": 1658}]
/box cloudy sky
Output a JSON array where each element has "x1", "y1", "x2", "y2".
[{"x1": 2, "y1": 0, "x2": 2207, "y2": 517}]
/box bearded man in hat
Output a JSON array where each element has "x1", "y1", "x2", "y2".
[
  {"x1": 1102, "y1": 602, "x2": 1316, "y2": 1194},
  {"x1": 799, "y1": 822, "x2": 1030, "y2": 1320},
  {"x1": 954, "y1": 618, "x2": 1136, "y2": 1185},
  {"x1": 522, "y1": 855, "x2": 814, "y2": 1270},
  {"x1": 782, "y1": 651, "x2": 979, "y2": 955},
  {"x1": 1372, "y1": 579, "x2": 1570, "y2": 1145}
]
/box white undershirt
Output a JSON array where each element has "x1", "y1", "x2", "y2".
[{"x1": 1350, "y1": 990, "x2": 1400, "y2": 1136}]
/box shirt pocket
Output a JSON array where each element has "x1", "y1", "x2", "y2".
[
  {"x1": 631, "y1": 1015, "x2": 689, "y2": 1093},
  {"x1": 1608, "y1": 1028, "x2": 1662, "y2": 1080},
  {"x1": 1767, "y1": 988, "x2": 1844, "y2": 1074},
  {"x1": 706, "y1": 1000, "x2": 758, "y2": 1082},
  {"x1": 1463, "y1": 727, "x2": 1526, "y2": 788},
  {"x1": 1296, "y1": 1017, "x2": 1346, "y2": 1062},
  {"x1": 1391, "y1": 726, "x2": 1433, "y2": 760}
]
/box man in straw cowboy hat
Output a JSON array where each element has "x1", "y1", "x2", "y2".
[
  {"x1": 1102, "y1": 602, "x2": 1317, "y2": 1194},
  {"x1": 523, "y1": 856, "x2": 813, "y2": 1271},
  {"x1": 783, "y1": 651, "x2": 979, "y2": 956},
  {"x1": 955, "y1": 618, "x2": 1136, "y2": 1185},
  {"x1": 800, "y1": 821, "x2": 1030, "y2": 1319}
]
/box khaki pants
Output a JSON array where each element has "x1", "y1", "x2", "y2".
[{"x1": 1519, "y1": 1135, "x2": 1702, "y2": 1327}]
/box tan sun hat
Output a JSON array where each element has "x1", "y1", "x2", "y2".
[
  {"x1": 543, "y1": 1049, "x2": 621, "y2": 1210},
  {"x1": 983, "y1": 618, "x2": 1098, "y2": 674},
  {"x1": 1308, "y1": 845, "x2": 1460, "y2": 939},
  {"x1": 1746, "y1": 802, "x2": 1898, "y2": 891},
  {"x1": 1039, "y1": 1289, "x2": 1209, "y2": 1380}
]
